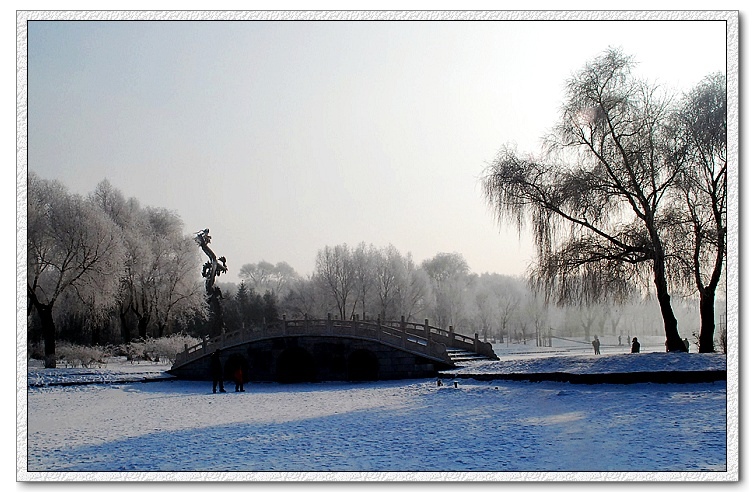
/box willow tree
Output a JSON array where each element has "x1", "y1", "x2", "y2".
[
  {"x1": 671, "y1": 73, "x2": 727, "y2": 352},
  {"x1": 482, "y1": 48, "x2": 688, "y2": 352}
]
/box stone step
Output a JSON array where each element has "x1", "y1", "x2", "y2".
[{"x1": 446, "y1": 348, "x2": 495, "y2": 362}]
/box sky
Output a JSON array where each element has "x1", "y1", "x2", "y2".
[{"x1": 24, "y1": 13, "x2": 728, "y2": 280}]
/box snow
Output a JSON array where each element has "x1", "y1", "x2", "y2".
[{"x1": 21, "y1": 338, "x2": 733, "y2": 481}]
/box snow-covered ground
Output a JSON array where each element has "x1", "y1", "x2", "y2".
[{"x1": 21, "y1": 338, "x2": 732, "y2": 481}]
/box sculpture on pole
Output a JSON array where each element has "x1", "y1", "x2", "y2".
[{"x1": 194, "y1": 228, "x2": 228, "y2": 339}]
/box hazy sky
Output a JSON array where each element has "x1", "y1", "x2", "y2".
[{"x1": 26, "y1": 16, "x2": 727, "y2": 278}]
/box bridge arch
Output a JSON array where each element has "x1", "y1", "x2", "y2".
[
  {"x1": 347, "y1": 349, "x2": 379, "y2": 381},
  {"x1": 169, "y1": 317, "x2": 499, "y2": 382},
  {"x1": 276, "y1": 346, "x2": 317, "y2": 383}
]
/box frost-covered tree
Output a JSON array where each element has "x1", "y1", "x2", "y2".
[
  {"x1": 473, "y1": 273, "x2": 523, "y2": 343},
  {"x1": 238, "y1": 260, "x2": 301, "y2": 298},
  {"x1": 374, "y1": 245, "x2": 402, "y2": 320},
  {"x1": 315, "y1": 244, "x2": 357, "y2": 320},
  {"x1": 422, "y1": 252, "x2": 471, "y2": 329},
  {"x1": 90, "y1": 179, "x2": 204, "y2": 342},
  {"x1": 352, "y1": 242, "x2": 378, "y2": 320},
  {"x1": 373, "y1": 246, "x2": 429, "y2": 322},
  {"x1": 146, "y1": 209, "x2": 205, "y2": 339},
  {"x1": 281, "y1": 275, "x2": 330, "y2": 319},
  {"x1": 27, "y1": 173, "x2": 125, "y2": 367}
]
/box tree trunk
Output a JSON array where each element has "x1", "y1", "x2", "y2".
[
  {"x1": 653, "y1": 254, "x2": 686, "y2": 352},
  {"x1": 137, "y1": 315, "x2": 149, "y2": 340},
  {"x1": 119, "y1": 311, "x2": 132, "y2": 344},
  {"x1": 37, "y1": 303, "x2": 56, "y2": 368},
  {"x1": 91, "y1": 325, "x2": 101, "y2": 346},
  {"x1": 698, "y1": 288, "x2": 716, "y2": 353},
  {"x1": 28, "y1": 289, "x2": 57, "y2": 368},
  {"x1": 696, "y1": 220, "x2": 724, "y2": 353}
]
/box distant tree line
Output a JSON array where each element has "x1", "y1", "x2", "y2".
[{"x1": 239, "y1": 243, "x2": 717, "y2": 351}]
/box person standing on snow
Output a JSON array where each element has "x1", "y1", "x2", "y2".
[
  {"x1": 211, "y1": 349, "x2": 226, "y2": 393},
  {"x1": 592, "y1": 336, "x2": 601, "y2": 355},
  {"x1": 234, "y1": 364, "x2": 245, "y2": 392},
  {"x1": 631, "y1": 337, "x2": 641, "y2": 353}
]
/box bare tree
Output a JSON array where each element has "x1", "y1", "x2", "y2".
[
  {"x1": 352, "y1": 242, "x2": 378, "y2": 319},
  {"x1": 374, "y1": 245, "x2": 401, "y2": 320},
  {"x1": 146, "y1": 211, "x2": 205, "y2": 339},
  {"x1": 482, "y1": 48, "x2": 689, "y2": 352},
  {"x1": 281, "y1": 275, "x2": 329, "y2": 319},
  {"x1": 27, "y1": 173, "x2": 124, "y2": 367},
  {"x1": 671, "y1": 73, "x2": 727, "y2": 352},
  {"x1": 238, "y1": 260, "x2": 300, "y2": 297},
  {"x1": 495, "y1": 281, "x2": 521, "y2": 344},
  {"x1": 578, "y1": 304, "x2": 600, "y2": 341},
  {"x1": 269, "y1": 262, "x2": 300, "y2": 298},
  {"x1": 238, "y1": 261, "x2": 276, "y2": 293},
  {"x1": 422, "y1": 252, "x2": 471, "y2": 329},
  {"x1": 473, "y1": 273, "x2": 522, "y2": 343},
  {"x1": 394, "y1": 255, "x2": 430, "y2": 322},
  {"x1": 315, "y1": 244, "x2": 357, "y2": 320}
]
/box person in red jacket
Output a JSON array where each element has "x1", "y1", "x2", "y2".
[{"x1": 234, "y1": 365, "x2": 245, "y2": 392}]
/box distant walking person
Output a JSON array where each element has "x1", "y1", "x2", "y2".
[
  {"x1": 631, "y1": 337, "x2": 640, "y2": 353},
  {"x1": 592, "y1": 336, "x2": 601, "y2": 355},
  {"x1": 211, "y1": 349, "x2": 226, "y2": 393},
  {"x1": 618, "y1": 335, "x2": 622, "y2": 346}
]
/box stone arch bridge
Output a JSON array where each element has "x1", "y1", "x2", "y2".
[{"x1": 169, "y1": 316, "x2": 498, "y2": 383}]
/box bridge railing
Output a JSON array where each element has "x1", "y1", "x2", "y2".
[
  {"x1": 383, "y1": 318, "x2": 498, "y2": 360},
  {"x1": 173, "y1": 315, "x2": 495, "y2": 368}
]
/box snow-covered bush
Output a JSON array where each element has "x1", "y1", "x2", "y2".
[
  {"x1": 124, "y1": 334, "x2": 202, "y2": 364},
  {"x1": 28, "y1": 343, "x2": 45, "y2": 361},
  {"x1": 55, "y1": 342, "x2": 108, "y2": 368},
  {"x1": 149, "y1": 334, "x2": 202, "y2": 363}
]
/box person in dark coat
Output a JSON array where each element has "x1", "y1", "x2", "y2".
[
  {"x1": 592, "y1": 336, "x2": 601, "y2": 355},
  {"x1": 211, "y1": 349, "x2": 226, "y2": 393},
  {"x1": 631, "y1": 337, "x2": 641, "y2": 353}
]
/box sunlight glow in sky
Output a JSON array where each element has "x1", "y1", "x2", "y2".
[{"x1": 26, "y1": 16, "x2": 727, "y2": 278}]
